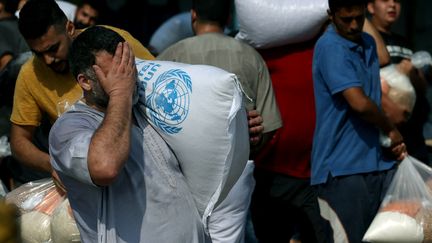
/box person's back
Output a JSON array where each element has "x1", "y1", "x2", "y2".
[
  {"x1": 159, "y1": 33, "x2": 276, "y2": 114},
  {"x1": 157, "y1": 0, "x2": 281, "y2": 242},
  {"x1": 157, "y1": 0, "x2": 281, "y2": 148}
]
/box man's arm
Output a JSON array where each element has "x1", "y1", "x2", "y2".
[
  {"x1": 10, "y1": 124, "x2": 51, "y2": 172},
  {"x1": 86, "y1": 42, "x2": 136, "y2": 186},
  {"x1": 0, "y1": 53, "x2": 13, "y2": 70},
  {"x1": 363, "y1": 18, "x2": 390, "y2": 67},
  {"x1": 342, "y1": 87, "x2": 406, "y2": 159}
]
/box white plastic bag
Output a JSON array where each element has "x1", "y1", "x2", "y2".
[
  {"x1": 0, "y1": 135, "x2": 11, "y2": 158},
  {"x1": 5, "y1": 179, "x2": 81, "y2": 243},
  {"x1": 234, "y1": 0, "x2": 328, "y2": 49},
  {"x1": 363, "y1": 156, "x2": 432, "y2": 242},
  {"x1": 380, "y1": 64, "x2": 416, "y2": 115}
]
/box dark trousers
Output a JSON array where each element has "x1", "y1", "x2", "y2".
[
  {"x1": 251, "y1": 169, "x2": 326, "y2": 243},
  {"x1": 316, "y1": 167, "x2": 396, "y2": 243}
]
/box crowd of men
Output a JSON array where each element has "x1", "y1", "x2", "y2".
[{"x1": 1, "y1": 0, "x2": 431, "y2": 242}]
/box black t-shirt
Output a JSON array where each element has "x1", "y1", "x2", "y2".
[{"x1": 380, "y1": 31, "x2": 413, "y2": 64}]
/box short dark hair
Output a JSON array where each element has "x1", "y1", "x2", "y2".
[
  {"x1": 328, "y1": 0, "x2": 367, "y2": 13},
  {"x1": 0, "y1": 0, "x2": 19, "y2": 14},
  {"x1": 192, "y1": 0, "x2": 231, "y2": 27},
  {"x1": 69, "y1": 26, "x2": 125, "y2": 79},
  {"x1": 18, "y1": 0, "x2": 68, "y2": 40}
]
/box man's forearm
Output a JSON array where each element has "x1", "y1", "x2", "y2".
[
  {"x1": 10, "y1": 124, "x2": 52, "y2": 173},
  {"x1": 87, "y1": 95, "x2": 133, "y2": 186}
]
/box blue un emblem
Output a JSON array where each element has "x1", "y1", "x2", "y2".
[{"x1": 146, "y1": 69, "x2": 192, "y2": 134}]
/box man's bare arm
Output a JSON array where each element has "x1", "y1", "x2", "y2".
[
  {"x1": 342, "y1": 87, "x2": 406, "y2": 160},
  {"x1": 10, "y1": 123, "x2": 51, "y2": 172},
  {"x1": 87, "y1": 42, "x2": 136, "y2": 186}
]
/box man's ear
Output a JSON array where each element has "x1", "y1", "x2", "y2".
[
  {"x1": 191, "y1": 9, "x2": 198, "y2": 34},
  {"x1": 191, "y1": 9, "x2": 197, "y2": 23},
  {"x1": 77, "y1": 74, "x2": 91, "y2": 91},
  {"x1": 367, "y1": 3, "x2": 375, "y2": 15},
  {"x1": 66, "y1": 20, "x2": 75, "y2": 37}
]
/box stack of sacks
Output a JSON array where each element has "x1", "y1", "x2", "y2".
[
  {"x1": 380, "y1": 64, "x2": 416, "y2": 116},
  {"x1": 235, "y1": 0, "x2": 328, "y2": 49},
  {"x1": 134, "y1": 59, "x2": 250, "y2": 226},
  {"x1": 5, "y1": 179, "x2": 80, "y2": 243},
  {"x1": 363, "y1": 156, "x2": 432, "y2": 242}
]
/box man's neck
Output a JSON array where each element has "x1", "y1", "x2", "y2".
[{"x1": 194, "y1": 23, "x2": 224, "y2": 36}]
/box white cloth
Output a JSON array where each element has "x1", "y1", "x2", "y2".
[{"x1": 208, "y1": 160, "x2": 255, "y2": 243}]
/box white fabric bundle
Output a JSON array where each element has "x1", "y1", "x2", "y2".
[
  {"x1": 380, "y1": 64, "x2": 416, "y2": 114},
  {"x1": 134, "y1": 59, "x2": 250, "y2": 225},
  {"x1": 235, "y1": 0, "x2": 328, "y2": 49}
]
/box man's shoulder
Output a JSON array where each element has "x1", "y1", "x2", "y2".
[{"x1": 17, "y1": 55, "x2": 38, "y2": 81}]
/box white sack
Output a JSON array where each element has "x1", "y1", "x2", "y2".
[
  {"x1": 134, "y1": 59, "x2": 250, "y2": 224},
  {"x1": 235, "y1": 0, "x2": 328, "y2": 49},
  {"x1": 363, "y1": 211, "x2": 423, "y2": 242}
]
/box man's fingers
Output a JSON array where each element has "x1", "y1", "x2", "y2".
[
  {"x1": 249, "y1": 125, "x2": 264, "y2": 134},
  {"x1": 93, "y1": 65, "x2": 105, "y2": 81},
  {"x1": 248, "y1": 109, "x2": 259, "y2": 118},
  {"x1": 120, "y1": 42, "x2": 130, "y2": 68},
  {"x1": 112, "y1": 42, "x2": 123, "y2": 67}
]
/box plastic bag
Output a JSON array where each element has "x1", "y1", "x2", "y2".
[
  {"x1": 5, "y1": 178, "x2": 81, "y2": 243},
  {"x1": 380, "y1": 64, "x2": 416, "y2": 115},
  {"x1": 363, "y1": 156, "x2": 432, "y2": 242},
  {"x1": 0, "y1": 135, "x2": 11, "y2": 158}
]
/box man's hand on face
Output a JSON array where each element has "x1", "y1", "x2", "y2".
[{"x1": 93, "y1": 42, "x2": 137, "y2": 99}]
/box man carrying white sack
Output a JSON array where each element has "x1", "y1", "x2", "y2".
[
  {"x1": 312, "y1": 0, "x2": 407, "y2": 241},
  {"x1": 49, "y1": 26, "x2": 210, "y2": 243},
  {"x1": 158, "y1": 1, "x2": 282, "y2": 241}
]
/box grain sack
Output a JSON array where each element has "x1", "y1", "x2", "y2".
[
  {"x1": 235, "y1": 0, "x2": 328, "y2": 49},
  {"x1": 50, "y1": 199, "x2": 81, "y2": 243},
  {"x1": 134, "y1": 59, "x2": 250, "y2": 224}
]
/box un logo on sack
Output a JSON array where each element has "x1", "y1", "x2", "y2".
[{"x1": 146, "y1": 69, "x2": 192, "y2": 134}]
